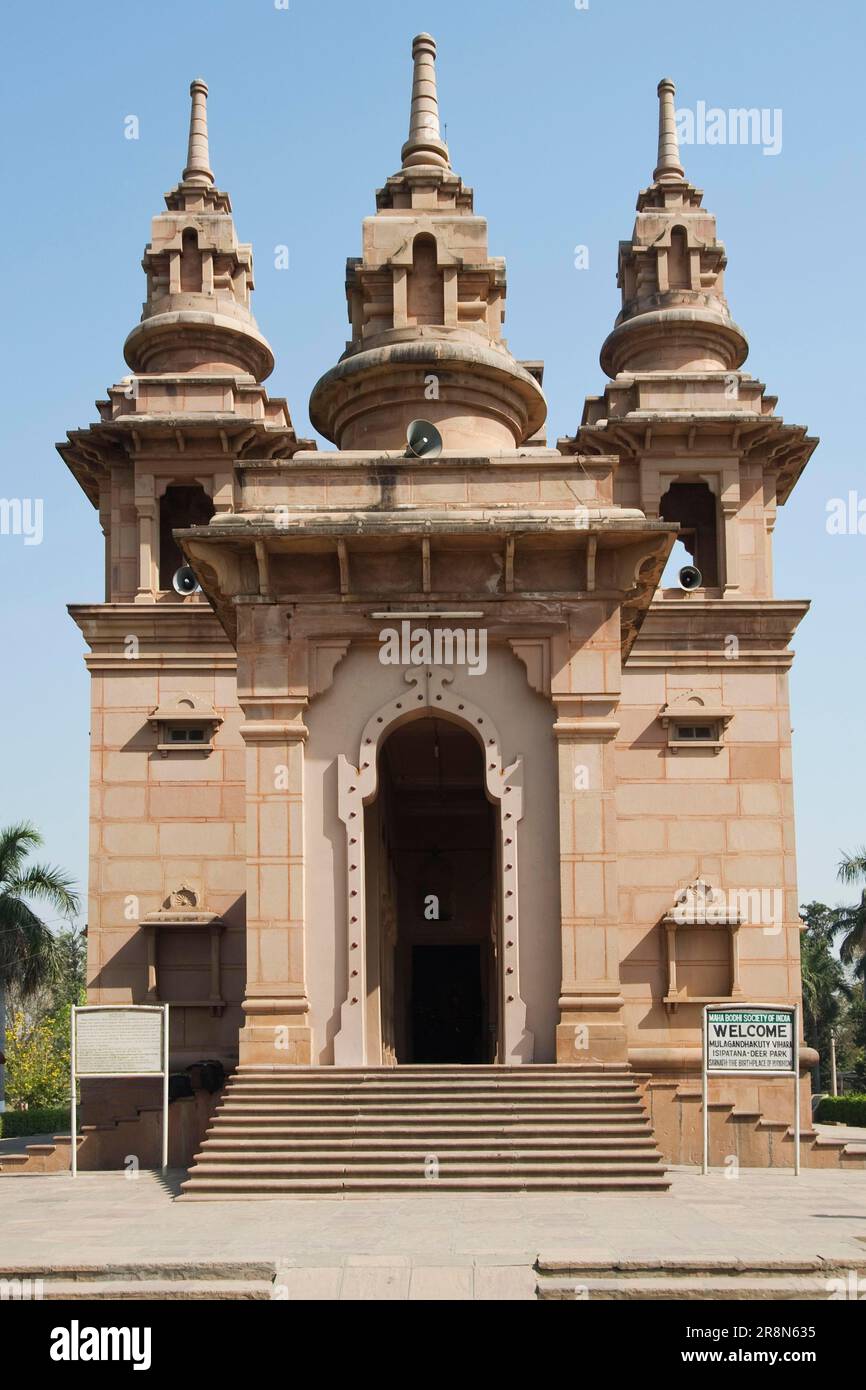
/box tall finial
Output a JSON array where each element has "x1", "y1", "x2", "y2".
[
  {"x1": 401, "y1": 33, "x2": 450, "y2": 170},
  {"x1": 653, "y1": 77, "x2": 684, "y2": 182},
  {"x1": 183, "y1": 78, "x2": 214, "y2": 185}
]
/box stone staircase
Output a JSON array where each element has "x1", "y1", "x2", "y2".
[{"x1": 179, "y1": 1064, "x2": 669, "y2": 1199}]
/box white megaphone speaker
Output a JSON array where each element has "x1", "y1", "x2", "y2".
[
  {"x1": 678, "y1": 564, "x2": 702, "y2": 591},
  {"x1": 405, "y1": 419, "x2": 443, "y2": 459},
  {"x1": 172, "y1": 565, "x2": 201, "y2": 596}
]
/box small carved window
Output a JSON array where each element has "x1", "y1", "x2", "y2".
[
  {"x1": 167, "y1": 725, "x2": 207, "y2": 744},
  {"x1": 674, "y1": 723, "x2": 716, "y2": 742},
  {"x1": 148, "y1": 694, "x2": 221, "y2": 755},
  {"x1": 660, "y1": 693, "x2": 733, "y2": 754}
]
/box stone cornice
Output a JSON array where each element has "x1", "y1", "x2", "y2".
[
  {"x1": 57, "y1": 415, "x2": 311, "y2": 508},
  {"x1": 68, "y1": 601, "x2": 236, "y2": 670},
  {"x1": 181, "y1": 518, "x2": 674, "y2": 659},
  {"x1": 570, "y1": 409, "x2": 816, "y2": 506},
  {"x1": 627, "y1": 597, "x2": 810, "y2": 668}
]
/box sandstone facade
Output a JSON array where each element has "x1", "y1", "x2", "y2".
[{"x1": 58, "y1": 38, "x2": 819, "y2": 1167}]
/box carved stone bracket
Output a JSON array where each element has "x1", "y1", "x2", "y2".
[{"x1": 508, "y1": 638, "x2": 551, "y2": 696}]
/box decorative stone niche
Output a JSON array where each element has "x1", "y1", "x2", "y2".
[
  {"x1": 661, "y1": 879, "x2": 744, "y2": 1013},
  {"x1": 142, "y1": 886, "x2": 226, "y2": 1016},
  {"x1": 659, "y1": 690, "x2": 732, "y2": 753},
  {"x1": 148, "y1": 692, "x2": 222, "y2": 754}
]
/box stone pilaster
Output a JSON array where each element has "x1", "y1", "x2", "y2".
[
  {"x1": 237, "y1": 604, "x2": 311, "y2": 1064},
  {"x1": 553, "y1": 604, "x2": 627, "y2": 1063},
  {"x1": 134, "y1": 473, "x2": 157, "y2": 602}
]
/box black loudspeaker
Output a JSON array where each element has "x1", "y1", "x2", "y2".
[
  {"x1": 172, "y1": 565, "x2": 201, "y2": 595},
  {"x1": 405, "y1": 419, "x2": 443, "y2": 458},
  {"x1": 678, "y1": 564, "x2": 702, "y2": 590}
]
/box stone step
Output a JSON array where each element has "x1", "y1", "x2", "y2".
[
  {"x1": 190, "y1": 1150, "x2": 665, "y2": 1168},
  {"x1": 208, "y1": 1106, "x2": 644, "y2": 1117},
  {"x1": 223, "y1": 1089, "x2": 636, "y2": 1100},
  {"x1": 226, "y1": 1078, "x2": 639, "y2": 1091},
  {"x1": 179, "y1": 1173, "x2": 671, "y2": 1197},
  {"x1": 201, "y1": 1135, "x2": 660, "y2": 1151},
  {"x1": 0, "y1": 1260, "x2": 277, "y2": 1283},
  {"x1": 536, "y1": 1257, "x2": 866, "y2": 1278},
  {"x1": 537, "y1": 1275, "x2": 851, "y2": 1300},
  {"x1": 205, "y1": 1130, "x2": 653, "y2": 1148},
  {"x1": 38, "y1": 1279, "x2": 274, "y2": 1300},
  {"x1": 534, "y1": 1256, "x2": 866, "y2": 1299},
  {"x1": 217, "y1": 1104, "x2": 645, "y2": 1118},
  {"x1": 235, "y1": 1065, "x2": 632, "y2": 1076},
  {"x1": 224, "y1": 1089, "x2": 640, "y2": 1103}
]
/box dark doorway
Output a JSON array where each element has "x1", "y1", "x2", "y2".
[
  {"x1": 159, "y1": 485, "x2": 214, "y2": 591},
  {"x1": 369, "y1": 717, "x2": 497, "y2": 1065},
  {"x1": 412, "y1": 944, "x2": 485, "y2": 1063},
  {"x1": 659, "y1": 480, "x2": 720, "y2": 586}
]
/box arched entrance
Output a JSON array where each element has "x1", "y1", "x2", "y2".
[
  {"x1": 334, "y1": 668, "x2": 533, "y2": 1066},
  {"x1": 374, "y1": 718, "x2": 496, "y2": 1064}
]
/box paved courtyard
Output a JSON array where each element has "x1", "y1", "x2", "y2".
[{"x1": 2, "y1": 1166, "x2": 865, "y2": 1299}]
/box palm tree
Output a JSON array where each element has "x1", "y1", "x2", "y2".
[
  {"x1": 0, "y1": 823, "x2": 79, "y2": 1112},
  {"x1": 800, "y1": 903, "x2": 852, "y2": 1087},
  {"x1": 834, "y1": 848, "x2": 866, "y2": 983}
]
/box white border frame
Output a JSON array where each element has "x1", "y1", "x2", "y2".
[
  {"x1": 701, "y1": 1001, "x2": 800, "y2": 1177},
  {"x1": 70, "y1": 1004, "x2": 169, "y2": 1176}
]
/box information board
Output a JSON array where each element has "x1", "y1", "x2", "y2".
[
  {"x1": 75, "y1": 1007, "x2": 165, "y2": 1076},
  {"x1": 70, "y1": 1005, "x2": 169, "y2": 1175},
  {"x1": 705, "y1": 1006, "x2": 795, "y2": 1075}
]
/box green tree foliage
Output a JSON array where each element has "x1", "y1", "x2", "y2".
[
  {"x1": 4, "y1": 1007, "x2": 71, "y2": 1108},
  {"x1": 0, "y1": 823, "x2": 81, "y2": 1112},
  {"x1": 834, "y1": 848, "x2": 866, "y2": 983},
  {"x1": 800, "y1": 902, "x2": 851, "y2": 1082},
  {"x1": 0, "y1": 822, "x2": 79, "y2": 996}
]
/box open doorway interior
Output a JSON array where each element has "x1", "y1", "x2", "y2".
[{"x1": 367, "y1": 717, "x2": 497, "y2": 1065}]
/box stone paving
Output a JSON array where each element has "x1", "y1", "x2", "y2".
[{"x1": 1, "y1": 1165, "x2": 865, "y2": 1300}]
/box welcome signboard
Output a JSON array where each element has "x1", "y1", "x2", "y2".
[
  {"x1": 705, "y1": 1006, "x2": 796, "y2": 1075},
  {"x1": 701, "y1": 1003, "x2": 800, "y2": 1176}
]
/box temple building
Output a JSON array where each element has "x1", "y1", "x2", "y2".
[{"x1": 59, "y1": 36, "x2": 837, "y2": 1194}]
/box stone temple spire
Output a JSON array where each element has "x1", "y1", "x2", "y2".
[
  {"x1": 598, "y1": 76, "x2": 747, "y2": 378},
  {"x1": 182, "y1": 77, "x2": 214, "y2": 186},
  {"x1": 653, "y1": 77, "x2": 685, "y2": 183},
  {"x1": 123, "y1": 78, "x2": 274, "y2": 381},
  {"x1": 401, "y1": 33, "x2": 450, "y2": 170},
  {"x1": 308, "y1": 33, "x2": 546, "y2": 451}
]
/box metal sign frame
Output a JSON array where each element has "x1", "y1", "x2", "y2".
[
  {"x1": 701, "y1": 1002, "x2": 800, "y2": 1177},
  {"x1": 70, "y1": 1004, "x2": 169, "y2": 1177}
]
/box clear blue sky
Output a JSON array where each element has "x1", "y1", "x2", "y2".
[{"x1": 1, "y1": 0, "x2": 863, "y2": 925}]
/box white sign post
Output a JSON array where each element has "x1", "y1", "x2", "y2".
[
  {"x1": 70, "y1": 1005, "x2": 169, "y2": 1177},
  {"x1": 702, "y1": 1003, "x2": 799, "y2": 1177}
]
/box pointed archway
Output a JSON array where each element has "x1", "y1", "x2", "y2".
[
  {"x1": 335, "y1": 668, "x2": 532, "y2": 1065},
  {"x1": 375, "y1": 717, "x2": 496, "y2": 1064}
]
